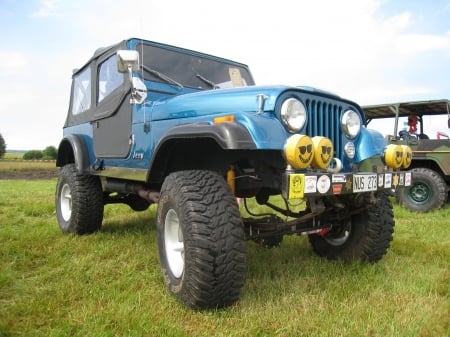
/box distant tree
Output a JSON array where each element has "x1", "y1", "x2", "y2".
[
  {"x1": 42, "y1": 146, "x2": 57, "y2": 160},
  {"x1": 23, "y1": 150, "x2": 43, "y2": 160},
  {"x1": 0, "y1": 133, "x2": 5, "y2": 159}
]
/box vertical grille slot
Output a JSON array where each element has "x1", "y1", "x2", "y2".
[{"x1": 305, "y1": 99, "x2": 343, "y2": 158}]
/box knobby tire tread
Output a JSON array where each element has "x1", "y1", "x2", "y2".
[
  {"x1": 309, "y1": 192, "x2": 394, "y2": 263},
  {"x1": 56, "y1": 164, "x2": 103, "y2": 234},
  {"x1": 157, "y1": 170, "x2": 246, "y2": 309}
]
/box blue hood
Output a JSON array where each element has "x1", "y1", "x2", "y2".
[{"x1": 149, "y1": 85, "x2": 342, "y2": 121}]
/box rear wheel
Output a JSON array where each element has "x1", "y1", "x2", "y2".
[
  {"x1": 308, "y1": 192, "x2": 394, "y2": 263},
  {"x1": 156, "y1": 170, "x2": 246, "y2": 309},
  {"x1": 55, "y1": 164, "x2": 104, "y2": 234},
  {"x1": 398, "y1": 168, "x2": 447, "y2": 212}
]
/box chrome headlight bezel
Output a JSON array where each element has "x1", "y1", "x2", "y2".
[
  {"x1": 280, "y1": 98, "x2": 307, "y2": 133},
  {"x1": 341, "y1": 109, "x2": 361, "y2": 138}
]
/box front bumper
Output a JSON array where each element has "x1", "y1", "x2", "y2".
[{"x1": 282, "y1": 170, "x2": 412, "y2": 200}]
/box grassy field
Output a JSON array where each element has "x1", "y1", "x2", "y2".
[
  {"x1": 0, "y1": 177, "x2": 449, "y2": 337},
  {"x1": 0, "y1": 160, "x2": 56, "y2": 171},
  {"x1": 0, "y1": 158, "x2": 57, "y2": 179},
  {"x1": 2, "y1": 153, "x2": 24, "y2": 160}
]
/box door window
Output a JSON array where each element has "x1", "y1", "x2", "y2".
[{"x1": 98, "y1": 54, "x2": 123, "y2": 103}]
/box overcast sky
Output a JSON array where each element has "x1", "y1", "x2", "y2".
[{"x1": 1, "y1": 0, "x2": 449, "y2": 150}]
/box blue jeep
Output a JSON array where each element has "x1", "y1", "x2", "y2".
[{"x1": 56, "y1": 38, "x2": 412, "y2": 309}]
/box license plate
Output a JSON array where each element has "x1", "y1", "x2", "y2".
[{"x1": 353, "y1": 174, "x2": 377, "y2": 192}]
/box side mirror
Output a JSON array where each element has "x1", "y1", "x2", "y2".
[
  {"x1": 117, "y1": 50, "x2": 139, "y2": 73},
  {"x1": 448, "y1": 116, "x2": 450, "y2": 129}
]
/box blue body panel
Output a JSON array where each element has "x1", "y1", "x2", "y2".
[
  {"x1": 63, "y1": 82, "x2": 387, "y2": 172},
  {"x1": 61, "y1": 38, "x2": 388, "y2": 176}
]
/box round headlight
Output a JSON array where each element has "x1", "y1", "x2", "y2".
[
  {"x1": 281, "y1": 98, "x2": 307, "y2": 133},
  {"x1": 341, "y1": 109, "x2": 361, "y2": 138}
]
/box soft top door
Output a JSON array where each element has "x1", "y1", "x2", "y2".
[{"x1": 93, "y1": 52, "x2": 132, "y2": 158}]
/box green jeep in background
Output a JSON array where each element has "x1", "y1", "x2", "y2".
[{"x1": 364, "y1": 99, "x2": 450, "y2": 212}]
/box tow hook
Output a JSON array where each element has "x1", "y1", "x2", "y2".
[
  {"x1": 318, "y1": 227, "x2": 330, "y2": 236},
  {"x1": 301, "y1": 227, "x2": 331, "y2": 236}
]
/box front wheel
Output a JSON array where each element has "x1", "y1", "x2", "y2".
[
  {"x1": 308, "y1": 192, "x2": 394, "y2": 263},
  {"x1": 55, "y1": 164, "x2": 104, "y2": 234},
  {"x1": 398, "y1": 168, "x2": 447, "y2": 212},
  {"x1": 156, "y1": 170, "x2": 246, "y2": 310}
]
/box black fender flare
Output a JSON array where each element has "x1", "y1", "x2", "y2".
[
  {"x1": 157, "y1": 122, "x2": 257, "y2": 150},
  {"x1": 147, "y1": 122, "x2": 257, "y2": 182},
  {"x1": 56, "y1": 134, "x2": 90, "y2": 174}
]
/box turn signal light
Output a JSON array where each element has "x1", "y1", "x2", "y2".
[{"x1": 214, "y1": 115, "x2": 235, "y2": 124}]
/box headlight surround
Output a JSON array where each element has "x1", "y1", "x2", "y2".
[
  {"x1": 280, "y1": 98, "x2": 307, "y2": 133},
  {"x1": 341, "y1": 109, "x2": 361, "y2": 138}
]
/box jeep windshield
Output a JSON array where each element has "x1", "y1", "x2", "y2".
[{"x1": 135, "y1": 43, "x2": 255, "y2": 90}]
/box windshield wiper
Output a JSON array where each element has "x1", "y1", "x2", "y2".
[
  {"x1": 140, "y1": 65, "x2": 183, "y2": 89},
  {"x1": 196, "y1": 74, "x2": 217, "y2": 89}
]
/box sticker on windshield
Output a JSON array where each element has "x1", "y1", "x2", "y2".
[{"x1": 229, "y1": 68, "x2": 244, "y2": 87}]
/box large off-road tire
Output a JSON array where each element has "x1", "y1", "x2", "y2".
[
  {"x1": 398, "y1": 168, "x2": 447, "y2": 212},
  {"x1": 156, "y1": 170, "x2": 246, "y2": 310},
  {"x1": 308, "y1": 192, "x2": 394, "y2": 263},
  {"x1": 55, "y1": 164, "x2": 104, "y2": 234}
]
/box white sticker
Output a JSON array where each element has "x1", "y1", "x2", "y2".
[
  {"x1": 384, "y1": 173, "x2": 392, "y2": 188},
  {"x1": 378, "y1": 174, "x2": 384, "y2": 187},
  {"x1": 405, "y1": 172, "x2": 412, "y2": 186},
  {"x1": 317, "y1": 175, "x2": 331, "y2": 194},
  {"x1": 332, "y1": 174, "x2": 346, "y2": 183},
  {"x1": 229, "y1": 68, "x2": 244, "y2": 87},
  {"x1": 304, "y1": 176, "x2": 317, "y2": 193}
]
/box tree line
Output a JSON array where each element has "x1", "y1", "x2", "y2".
[{"x1": 0, "y1": 133, "x2": 57, "y2": 160}]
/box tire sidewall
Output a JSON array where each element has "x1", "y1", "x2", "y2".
[
  {"x1": 399, "y1": 168, "x2": 446, "y2": 212},
  {"x1": 310, "y1": 217, "x2": 365, "y2": 260},
  {"x1": 156, "y1": 170, "x2": 246, "y2": 309},
  {"x1": 309, "y1": 192, "x2": 394, "y2": 262},
  {"x1": 55, "y1": 164, "x2": 76, "y2": 233},
  {"x1": 55, "y1": 164, "x2": 104, "y2": 234},
  {"x1": 156, "y1": 183, "x2": 186, "y2": 295}
]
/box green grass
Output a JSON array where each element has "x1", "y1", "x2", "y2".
[{"x1": 0, "y1": 179, "x2": 449, "y2": 337}]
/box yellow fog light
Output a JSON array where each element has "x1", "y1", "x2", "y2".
[
  {"x1": 311, "y1": 136, "x2": 334, "y2": 169},
  {"x1": 384, "y1": 144, "x2": 403, "y2": 169},
  {"x1": 401, "y1": 145, "x2": 412, "y2": 168},
  {"x1": 284, "y1": 134, "x2": 314, "y2": 169}
]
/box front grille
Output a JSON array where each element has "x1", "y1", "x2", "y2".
[{"x1": 305, "y1": 99, "x2": 343, "y2": 159}]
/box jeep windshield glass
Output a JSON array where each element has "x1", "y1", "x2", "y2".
[
  {"x1": 136, "y1": 43, "x2": 255, "y2": 90},
  {"x1": 140, "y1": 65, "x2": 183, "y2": 89}
]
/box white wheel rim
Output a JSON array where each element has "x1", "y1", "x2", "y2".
[
  {"x1": 164, "y1": 209, "x2": 184, "y2": 278},
  {"x1": 324, "y1": 220, "x2": 351, "y2": 246},
  {"x1": 60, "y1": 183, "x2": 72, "y2": 221}
]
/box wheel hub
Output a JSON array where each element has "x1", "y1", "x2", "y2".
[
  {"x1": 60, "y1": 183, "x2": 72, "y2": 221},
  {"x1": 409, "y1": 183, "x2": 430, "y2": 203},
  {"x1": 323, "y1": 221, "x2": 351, "y2": 246},
  {"x1": 164, "y1": 209, "x2": 185, "y2": 278}
]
